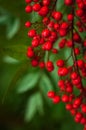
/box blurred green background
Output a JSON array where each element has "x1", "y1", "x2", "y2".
[{"x1": 0, "y1": 0, "x2": 84, "y2": 130}]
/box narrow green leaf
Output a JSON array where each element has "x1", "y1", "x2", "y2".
[
  {"x1": 3, "y1": 56, "x2": 19, "y2": 64},
  {"x1": 0, "y1": 15, "x2": 8, "y2": 24},
  {"x1": 25, "y1": 94, "x2": 37, "y2": 122},
  {"x1": 25, "y1": 92, "x2": 44, "y2": 121},
  {"x1": 40, "y1": 73, "x2": 53, "y2": 92},
  {"x1": 30, "y1": 12, "x2": 42, "y2": 23},
  {"x1": 56, "y1": 0, "x2": 64, "y2": 10},
  {"x1": 39, "y1": 73, "x2": 53, "y2": 104},
  {"x1": 36, "y1": 93, "x2": 44, "y2": 115},
  {"x1": 17, "y1": 72, "x2": 40, "y2": 93},
  {"x1": 6, "y1": 17, "x2": 20, "y2": 39}
]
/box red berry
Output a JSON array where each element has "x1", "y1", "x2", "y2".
[
  {"x1": 52, "y1": 11, "x2": 62, "y2": 21},
  {"x1": 66, "y1": 103, "x2": 73, "y2": 110},
  {"x1": 58, "y1": 67, "x2": 68, "y2": 76},
  {"x1": 25, "y1": 5, "x2": 32, "y2": 13},
  {"x1": 53, "y1": 95, "x2": 61, "y2": 104},
  {"x1": 81, "y1": 104, "x2": 86, "y2": 113},
  {"x1": 33, "y1": 3, "x2": 41, "y2": 12},
  {"x1": 64, "y1": 0, "x2": 73, "y2": 5},
  {"x1": 56, "y1": 59, "x2": 64, "y2": 67},
  {"x1": 32, "y1": 39, "x2": 39, "y2": 47},
  {"x1": 71, "y1": 72, "x2": 78, "y2": 80},
  {"x1": 62, "y1": 94, "x2": 69, "y2": 103},
  {"x1": 67, "y1": 14, "x2": 74, "y2": 21},
  {"x1": 42, "y1": 0, "x2": 50, "y2": 6},
  {"x1": 25, "y1": 21, "x2": 31, "y2": 28},
  {"x1": 42, "y1": 29, "x2": 51, "y2": 38},
  {"x1": 42, "y1": 41, "x2": 52, "y2": 51},
  {"x1": 46, "y1": 61, "x2": 54, "y2": 72},
  {"x1": 28, "y1": 29, "x2": 36, "y2": 38},
  {"x1": 31, "y1": 59, "x2": 39, "y2": 67},
  {"x1": 39, "y1": 61, "x2": 45, "y2": 69},
  {"x1": 38, "y1": 6, "x2": 49, "y2": 16},
  {"x1": 47, "y1": 91, "x2": 55, "y2": 98}
]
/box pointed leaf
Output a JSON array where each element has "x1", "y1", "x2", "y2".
[
  {"x1": 25, "y1": 92, "x2": 44, "y2": 122},
  {"x1": 36, "y1": 93, "x2": 44, "y2": 115},
  {"x1": 3, "y1": 56, "x2": 19, "y2": 64},
  {"x1": 6, "y1": 17, "x2": 20, "y2": 39},
  {"x1": 17, "y1": 72, "x2": 40, "y2": 93},
  {"x1": 25, "y1": 94, "x2": 37, "y2": 122}
]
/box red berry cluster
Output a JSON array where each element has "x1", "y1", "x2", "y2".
[{"x1": 25, "y1": 0, "x2": 86, "y2": 129}]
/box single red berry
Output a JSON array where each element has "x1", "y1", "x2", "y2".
[
  {"x1": 28, "y1": 29, "x2": 36, "y2": 38},
  {"x1": 33, "y1": 3, "x2": 41, "y2": 12},
  {"x1": 66, "y1": 40, "x2": 73, "y2": 47},
  {"x1": 31, "y1": 59, "x2": 39, "y2": 67},
  {"x1": 47, "y1": 91, "x2": 55, "y2": 98},
  {"x1": 25, "y1": 5, "x2": 32, "y2": 13},
  {"x1": 56, "y1": 59, "x2": 64, "y2": 67},
  {"x1": 80, "y1": 117, "x2": 86, "y2": 125},
  {"x1": 42, "y1": 0, "x2": 50, "y2": 6},
  {"x1": 73, "y1": 97, "x2": 82, "y2": 108},
  {"x1": 74, "y1": 48, "x2": 80, "y2": 55},
  {"x1": 27, "y1": 50, "x2": 34, "y2": 58},
  {"x1": 42, "y1": 29, "x2": 51, "y2": 38},
  {"x1": 43, "y1": 17, "x2": 50, "y2": 25},
  {"x1": 76, "y1": 9, "x2": 84, "y2": 17},
  {"x1": 25, "y1": 21, "x2": 31, "y2": 28},
  {"x1": 70, "y1": 109, "x2": 77, "y2": 116},
  {"x1": 25, "y1": 0, "x2": 32, "y2": 3},
  {"x1": 66, "y1": 103, "x2": 73, "y2": 110},
  {"x1": 39, "y1": 61, "x2": 45, "y2": 69},
  {"x1": 67, "y1": 14, "x2": 74, "y2": 21},
  {"x1": 62, "y1": 94, "x2": 69, "y2": 103},
  {"x1": 71, "y1": 72, "x2": 78, "y2": 80},
  {"x1": 58, "y1": 80, "x2": 65, "y2": 87},
  {"x1": 32, "y1": 39, "x2": 39, "y2": 47},
  {"x1": 64, "y1": 0, "x2": 73, "y2": 5},
  {"x1": 59, "y1": 39, "x2": 66, "y2": 48},
  {"x1": 77, "y1": 60, "x2": 84, "y2": 68},
  {"x1": 52, "y1": 11, "x2": 62, "y2": 21},
  {"x1": 53, "y1": 95, "x2": 61, "y2": 104},
  {"x1": 81, "y1": 104, "x2": 86, "y2": 113},
  {"x1": 60, "y1": 22, "x2": 69, "y2": 29},
  {"x1": 59, "y1": 29, "x2": 67, "y2": 37}
]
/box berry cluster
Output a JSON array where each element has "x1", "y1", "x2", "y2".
[{"x1": 25, "y1": 0, "x2": 86, "y2": 129}]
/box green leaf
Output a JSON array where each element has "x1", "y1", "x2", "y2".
[
  {"x1": 3, "y1": 56, "x2": 19, "y2": 64},
  {"x1": 30, "y1": 12, "x2": 42, "y2": 23},
  {"x1": 25, "y1": 92, "x2": 44, "y2": 121},
  {"x1": 6, "y1": 17, "x2": 20, "y2": 39},
  {"x1": 0, "y1": 15, "x2": 8, "y2": 24},
  {"x1": 17, "y1": 72, "x2": 40, "y2": 93},
  {"x1": 39, "y1": 73, "x2": 53, "y2": 104},
  {"x1": 25, "y1": 94, "x2": 37, "y2": 122},
  {"x1": 40, "y1": 73, "x2": 53, "y2": 92},
  {"x1": 56, "y1": 0, "x2": 64, "y2": 11},
  {"x1": 36, "y1": 93, "x2": 44, "y2": 115},
  {"x1": 0, "y1": 44, "x2": 27, "y2": 61}
]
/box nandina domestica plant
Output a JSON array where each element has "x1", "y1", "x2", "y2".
[{"x1": 25, "y1": 0, "x2": 86, "y2": 129}]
